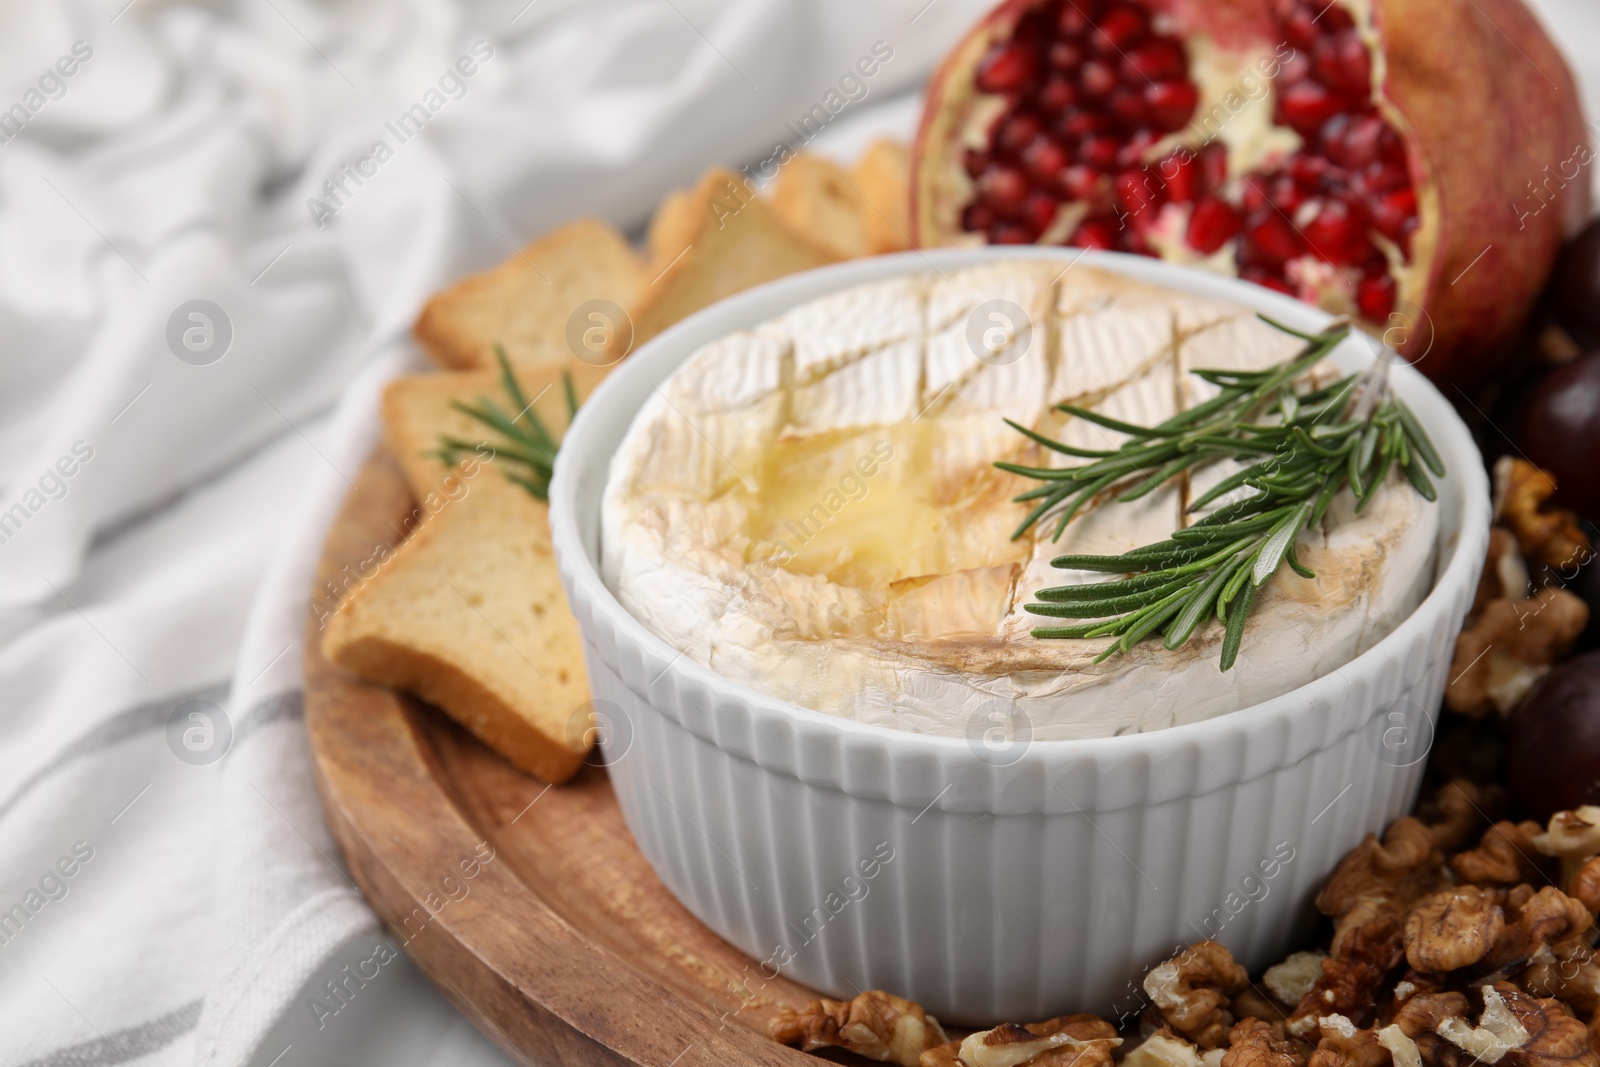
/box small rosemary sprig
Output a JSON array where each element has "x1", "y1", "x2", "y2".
[
  {"x1": 999, "y1": 317, "x2": 1444, "y2": 671},
  {"x1": 432, "y1": 343, "x2": 579, "y2": 500}
]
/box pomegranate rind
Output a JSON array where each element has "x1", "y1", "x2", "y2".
[
  {"x1": 910, "y1": 0, "x2": 1591, "y2": 387},
  {"x1": 910, "y1": 0, "x2": 1026, "y2": 249},
  {"x1": 1374, "y1": 0, "x2": 1589, "y2": 385}
]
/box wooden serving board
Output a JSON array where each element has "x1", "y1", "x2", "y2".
[{"x1": 304, "y1": 450, "x2": 832, "y2": 1066}]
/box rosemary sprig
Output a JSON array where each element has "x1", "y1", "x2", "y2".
[
  {"x1": 1001, "y1": 317, "x2": 1444, "y2": 671},
  {"x1": 432, "y1": 344, "x2": 579, "y2": 500}
]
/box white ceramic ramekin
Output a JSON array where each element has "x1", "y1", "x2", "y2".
[{"x1": 550, "y1": 248, "x2": 1489, "y2": 1025}]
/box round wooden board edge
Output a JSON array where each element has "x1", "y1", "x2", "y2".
[{"x1": 302, "y1": 448, "x2": 808, "y2": 1067}]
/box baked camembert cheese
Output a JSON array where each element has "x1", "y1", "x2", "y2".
[{"x1": 601, "y1": 261, "x2": 1438, "y2": 739}]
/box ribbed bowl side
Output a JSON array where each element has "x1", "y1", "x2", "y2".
[{"x1": 575, "y1": 537, "x2": 1474, "y2": 1024}]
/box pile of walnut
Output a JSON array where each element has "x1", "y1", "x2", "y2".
[
  {"x1": 771, "y1": 785, "x2": 1600, "y2": 1067},
  {"x1": 1445, "y1": 458, "x2": 1590, "y2": 718}
]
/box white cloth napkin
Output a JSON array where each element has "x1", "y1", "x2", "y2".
[{"x1": 0, "y1": 1, "x2": 1594, "y2": 1065}]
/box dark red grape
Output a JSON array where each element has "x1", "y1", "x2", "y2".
[
  {"x1": 1518, "y1": 351, "x2": 1600, "y2": 521},
  {"x1": 1508, "y1": 650, "x2": 1600, "y2": 820},
  {"x1": 1553, "y1": 219, "x2": 1600, "y2": 347}
]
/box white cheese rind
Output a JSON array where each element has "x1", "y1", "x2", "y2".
[{"x1": 601, "y1": 263, "x2": 1439, "y2": 739}]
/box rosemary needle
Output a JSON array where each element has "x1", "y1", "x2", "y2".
[
  {"x1": 431, "y1": 343, "x2": 578, "y2": 501},
  {"x1": 1000, "y1": 317, "x2": 1444, "y2": 671}
]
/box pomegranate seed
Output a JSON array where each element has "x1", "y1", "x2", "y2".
[
  {"x1": 1313, "y1": 29, "x2": 1373, "y2": 100},
  {"x1": 1109, "y1": 87, "x2": 1148, "y2": 126},
  {"x1": 1059, "y1": 164, "x2": 1104, "y2": 200},
  {"x1": 1079, "y1": 135, "x2": 1121, "y2": 169},
  {"x1": 1058, "y1": 108, "x2": 1112, "y2": 138},
  {"x1": 1281, "y1": 6, "x2": 1319, "y2": 51},
  {"x1": 975, "y1": 41, "x2": 1041, "y2": 94},
  {"x1": 963, "y1": 148, "x2": 988, "y2": 179},
  {"x1": 1288, "y1": 152, "x2": 1329, "y2": 189},
  {"x1": 1049, "y1": 40, "x2": 1087, "y2": 70},
  {"x1": 1356, "y1": 272, "x2": 1397, "y2": 321},
  {"x1": 1093, "y1": 3, "x2": 1150, "y2": 53},
  {"x1": 1356, "y1": 247, "x2": 1388, "y2": 275},
  {"x1": 1361, "y1": 158, "x2": 1409, "y2": 194},
  {"x1": 1347, "y1": 162, "x2": 1392, "y2": 197},
  {"x1": 1122, "y1": 39, "x2": 1188, "y2": 82},
  {"x1": 1072, "y1": 216, "x2": 1121, "y2": 250},
  {"x1": 1145, "y1": 80, "x2": 1199, "y2": 131},
  {"x1": 990, "y1": 221, "x2": 1038, "y2": 245},
  {"x1": 962, "y1": 202, "x2": 996, "y2": 232},
  {"x1": 1240, "y1": 177, "x2": 1270, "y2": 214},
  {"x1": 979, "y1": 163, "x2": 1031, "y2": 212},
  {"x1": 1303, "y1": 199, "x2": 1363, "y2": 263},
  {"x1": 1115, "y1": 168, "x2": 1164, "y2": 214},
  {"x1": 1023, "y1": 191, "x2": 1062, "y2": 231},
  {"x1": 1022, "y1": 135, "x2": 1071, "y2": 183},
  {"x1": 1058, "y1": 0, "x2": 1105, "y2": 37},
  {"x1": 1160, "y1": 149, "x2": 1200, "y2": 203},
  {"x1": 1080, "y1": 58, "x2": 1118, "y2": 97},
  {"x1": 1318, "y1": 164, "x2": 1351, "y2": 196},
  {"x1": 1322, "y1": 112, "x2": 1385, "y2": 169},
  {"x1": 1379, "y1": 124, "x2": 1406, "y2": 165},
  {"x1": 1240, "y1": 264, "x2": 1296, "y2": 296},
  {"x1": 1198, "y1": 142, "x2": 1229, "y2": 193},
  {"x1": 1117, "y1": 128, "x2": 1160, "y2": 167},
  {"x1": 995, "y1": 111, "x2": 1045, "y2": 154},
  {"x1": 1318, "y1": 3, "x2": 1356, "y2": 35},
  {"x1": 1317, "y1": 113, "x2": 1347, "y2": 148},
  {"x1": 1242, "y1": 209, "x2": 1302, "y2": 264},
  {"x1": 1013, "y1": 8, "x2": 1053, "y2": 42},
  {"x1": 1368, "y1": 187, "x2": 1418, "y2": 240},
  {"x1": 1187, "y1": 197, "x2": 1243, "y2": 254},
  {"x1": 1267, "y1": 174, "x2": 1305, "y2": 213},
  {"x1": 1276, "y1": 79, "x2": 1343, "y2": 137},
  {"x1": 1276, "y1": 49, "x2": 1311, "y2": 86},
  {"x1": 1040, "y1": 74, "x2": 1079, "y2": 112},
  {"x1": 1334, "y1": 186, "x2": 1369, "y2": 221}
]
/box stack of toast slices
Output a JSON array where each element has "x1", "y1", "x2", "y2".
[{"x1": 321, "y1": 141, "x2": 911, "y2": 783}]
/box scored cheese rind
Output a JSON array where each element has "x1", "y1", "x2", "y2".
[
  {"x1": 601, "y1": 262, "x2": 1439, "y2": 740},
  {"x1": 764, "y1": 276, "x2": 924, "y2": 382}
]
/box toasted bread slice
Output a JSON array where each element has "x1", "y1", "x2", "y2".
[
  {"x1": 322, "y1": 469, "x2": 593, "y2": 783},
  {"x1": 645, "y1": 186, "x2": 701, "y2": 274},
  {"x1": 415, "y1": 218, "x2": 646, "y2": 372},
  {"x1": 852, "y1": 138, "x2": 912, "y2": 255},
  {"x1": 381, "y1": 362, "x2": 611, "y2": 497},
  {"x1": 627, "y1": 168, "x2": 840, "y2": 349},
  {"x1": 771, "y1": 153, "x2": 872, "y2": 259}
]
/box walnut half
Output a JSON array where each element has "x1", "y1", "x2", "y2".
[
  {"x1": 769, "y1": 990, "x2": 947, "y2": 1067},
  {"x1": 946, "y1": 1014, "x2": 1121, "y2": 1067},
  {"x1": 1145, "y1": 941, "x2": 1252, "y2": 1049},
  {"x1": 1494, "y1": 458, "x2": 1592, "y2": 572},
  {"x1": 1445, "y1": 586, "x2": 1589, "y2": 718},
  {"x1": 1534, "y1": 808, "x2": 1600, "y2": 894},
  {"x1": 1309, "y1": 1013, "x2": 1393, "y2": 1067},
  {"x1": 1223, "y1": 1018, "x2": 1308, "y2": 1067},
  {"x1": 1438, "y1": 983, "x2": 1599, "y2": 1067},
  {"x1": 1122, "y1": 1028, "x2": 1229, "y2": 1067},
  {"x1": 1452, "y1": 821, "x2": 1551, "y2": 888},
  {"x1": 1403, "y1": 886, "x2": 1507, "y2": 974}
]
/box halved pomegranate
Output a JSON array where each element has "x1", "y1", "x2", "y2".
[{"x1": 911, "y1": 0, "x2": 1590, "y2": 386}]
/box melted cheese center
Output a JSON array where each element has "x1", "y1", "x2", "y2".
[{"x1": 745, "y1": 422, "x2": 1030, "y2": 594}]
